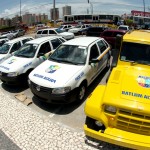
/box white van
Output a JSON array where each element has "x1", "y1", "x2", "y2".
[
  {"x1": 0, "y1": 36, "x2": 66, "y2": 85},
  {"x1": 0, "y1": 36, "x2": 34, "y2": 64},
  {"x1": 28, "y1": 37, "x2": 111, "y2": 104}
]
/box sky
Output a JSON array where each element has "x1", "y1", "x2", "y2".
[{"x1": 0, "y1": 0, "x2": 150, "y2": 19}]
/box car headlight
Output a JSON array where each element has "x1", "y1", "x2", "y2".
[
  {"x1": 7, "y1": 72, "x2": 18, "y2": 77},
  {"x1": 104, "y1": 105, "x2": 117, "y2": 114},
  {"x1": 28, "y1": 79, "x2": 31, "y2": 85},
  {"x1": 52, "y1": 87, "x2": 71, "y2": 94}
]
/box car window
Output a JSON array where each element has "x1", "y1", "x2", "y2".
[
  {"x1": 89, "y1": 44, "x2": 100, "y2": 60},
  {"x1": 10, "y1": 41, "x2": 21, "y2": 53},
  {"x1": 38, "y1": 42, "x2": 51, "y2": 54},
  {"x1": 37, "y1": 30, "x2": 42, "y2": 34},
  {"x1": 22, "y1": 38, "x2": 31, "y2": 44},
  {"x1": 97, "y1": 40, "x2": 107, "y2": 53},
  {"x1": 49, "y1": 30, "x2": 57, "y2": 34},
  {"x1": 51, "y1": 38, "x2": 62, "y2": 49},
  {"x1": 42, "y1": 30, "x2": 48, "y2": 34},
  {"x1": 0, "y1": 43, "x2": 11, "y2": 54},
  {"x1": 59, "y1": 38, "x2": 65, "y2": 43}
]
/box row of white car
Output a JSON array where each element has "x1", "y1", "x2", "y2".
[
  {"x1": 0, "y1": 35, "x2": 111, "y2": 104},
  {"x1": 35, "y1": 24, "x2": 91, "y2": 40}
]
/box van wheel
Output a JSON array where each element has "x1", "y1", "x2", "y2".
[{"x1": 77, "y1": 83, "x2": 86, "y2": 102}]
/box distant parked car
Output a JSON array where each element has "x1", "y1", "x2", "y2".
[
  {"x1": 58, "y1": 24, "x2": 74, "y2": 32},
  {"x1": 35, "y1": 28, "x2": 74, "y2": 40},
  {"x1": 100, "y1": 29, "x2": 127, "y2": 48},
  {"x1": 118, "y1": 25, "x2": 130, "y2": 31},
  {"x1": 68, "y1": 24, "x2": 91, "y2": 35},
  {"x1": 0, "y1": 32, "x2": 14, "y2": 40},
  {"x1": 12, "y1": 29, "x2": 25, "y2": 37},
  {"x1": 86, "y1": 26, "x2": 109, "y2": 37}
]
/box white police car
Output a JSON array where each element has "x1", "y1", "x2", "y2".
[
  {"x1": 0, "y1": 36, "x2": 66, "y2": 85},
  {"x1": 28, "y1": 37, "x2": 111, "y2": 103}
]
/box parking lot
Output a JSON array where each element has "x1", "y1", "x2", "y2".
[{"x1": 0, "y1": 33, "x2": 130, "y2": 150}]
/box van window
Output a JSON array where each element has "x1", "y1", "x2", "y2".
[
  {"x1": 10, "y1": 41, "x2": 21, "y2": 53},
  {"x1": 51, "y1": 38, "x2": 62, "y2": 49},
  {"x1": 89, "y1": 44, "x2": 99, "y2": 60},
  {"x1": 38, "y1": 42, "x2": 51, "y2": 54},
  {"x1": 97, "y1": 40, "x2": 107, "y2": 53}
]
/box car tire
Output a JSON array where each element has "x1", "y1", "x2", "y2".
[
  {"x1": 106, "y1": 57, "x2": 110, "y2": 69},
  {"x1": 76, "y1": 83, "x2": 86, "y2": 102}
]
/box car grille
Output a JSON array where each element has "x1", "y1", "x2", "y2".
[
  {"x1": 0, "y1": 72, "x2": 8, "y2": 76},
  {"x1": 31, "y1": 81, "x2": 52, "y2": 93},
  {"x1": 116, "y1": 109, "x2": 150, "y2": 135}
]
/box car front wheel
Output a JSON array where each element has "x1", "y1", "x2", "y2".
[{"x1": 76, "y1": 83, "x2": 86, "y2": 102}]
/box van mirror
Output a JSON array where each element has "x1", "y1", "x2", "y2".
[{"x1": 111, "y1": 49, "x2": 120, "y2": 69}]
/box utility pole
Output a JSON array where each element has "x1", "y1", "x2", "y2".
[
  {"x1": 143, "y1": 0, "x2": 145, "y2": 17},
  {"x1": 20, "y1": 0, "x2": 22, "y2": 23},
  {"x1": 53, "y1": 0, "x2": 56, "y2": 27}
]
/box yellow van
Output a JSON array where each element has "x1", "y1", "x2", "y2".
[{"x1": 84, "y1": 30, "x2": 150, "y2": 149}]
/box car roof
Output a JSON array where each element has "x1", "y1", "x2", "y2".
[
  {"x1": 6, "y1": 36, "x2": 33, "y2": 44},
  {"x1": 123, "y1": 30, "x2": 150, "y2": 43},
  {"x1": 62, "y1": 37, "x2": 102, "y2": 47},
  {"x1": 26, "y1": 36, "x2": 62, "y2": 44}
]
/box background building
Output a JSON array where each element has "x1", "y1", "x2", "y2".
[
  {"x1": 63, "y1": 5, "x2": 71, "y2": 16},
  {"x1": 50, "y1": 8, "x2": 59, "y2": 20}
]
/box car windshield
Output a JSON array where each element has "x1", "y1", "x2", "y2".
[
  {"x1": 120, "y1": 42, "x2": 150, "y2": 65},
  {"x1": 0, "y1": 43, "x2": 11, "y2": 54},
  {"x1": 55, "y1": 28, "x2": 64, "y2": 33},
  {"x1": 118, "y1": 26, "x2": 128, "y2": 30},
  {"x1": 14, "y1": 44, "x2": 39, "y2": 58},
  {"x1": 49, "y1": 45, "x2": 88, "y2": 65}
]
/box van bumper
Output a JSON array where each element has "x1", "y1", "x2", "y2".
[{"x1": 84, "y1": 124, "x2": 150, "y2": 150}]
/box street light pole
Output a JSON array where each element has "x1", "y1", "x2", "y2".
[{"x1": 53, "y1": 0, "x2": 56, "y2": 27}]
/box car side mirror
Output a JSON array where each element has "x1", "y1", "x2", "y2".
[{"x1": 37, "y1": 53, "x2": 44, "y2": 58}]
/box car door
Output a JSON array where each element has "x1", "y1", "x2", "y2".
[
  {"x1": 87, "y1": 43, "x2": 101, "y2": 84},
  {"x1": 49, "y1": 30, "x2": 57, "y2": 36},
  {"x1": 97, "y1": 40, "x2": 109, "y2": 71},
  {"x1": 33, "y1": 41, "x2": 52, "y2": 67}
]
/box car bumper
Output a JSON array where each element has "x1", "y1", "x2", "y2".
[
  {"x1": 0, "y1": 73, "x2": 26, "y2": 85},
  {"x1": 29, "y1": 81, "x2": 78, "y2": 104},
  {"x1": 84, "y1": 125, "x2": 150, "y2": 150}
]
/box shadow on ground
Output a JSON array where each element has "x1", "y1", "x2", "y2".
[{"x1": 32, "y1": 67, "x2": 110, "y2": 115}]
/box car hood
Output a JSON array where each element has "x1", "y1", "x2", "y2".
[
  {"x1": 29, "y1": 60, "x2": 84, "y2": 88},
  {"x1": 104, "y1": 66, "x2": 150, "y2": 106},
  {"x1": 0, "y1": 54, "x2": 7, "y2": 63},
  {"x1": 0, "y1": 56, "x2": 33, "y2": 73}
]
